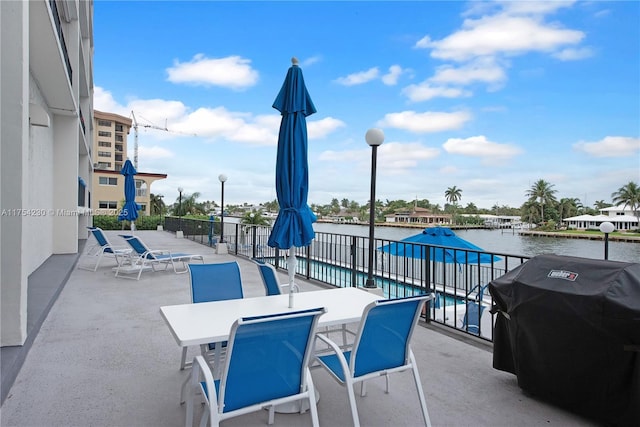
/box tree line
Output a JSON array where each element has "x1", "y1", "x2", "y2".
[{"x1": 147, "y1": 180, "x2": 639, "y2": 228}]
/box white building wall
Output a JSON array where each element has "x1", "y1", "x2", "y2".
[
  {"x1": 26, "y1": 77, "x2": 55, "y2": 272},
  {"x1": 1, "y1": 0, "x2": 94, "y2": 347},
  {"x1": 1, "y1": 0, "x2": 29, "y2": 346}
]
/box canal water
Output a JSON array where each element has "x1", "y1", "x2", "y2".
[{"x1": 313, "y1": 223, "x2": 640, "y2": 264}]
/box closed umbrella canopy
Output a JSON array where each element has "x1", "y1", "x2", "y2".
[
  {"x1": 118, "y1": 159, "x2": 139, "y2": 223},
  {"x1": 267, "y1": 58, "x2": 317, "y2": 250},
  {"x1": 378, "y1": 227, "x2": 500, "y2": 264}
]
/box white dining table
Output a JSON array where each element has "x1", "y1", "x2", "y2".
[{"x1": 160, "y1": 287, "x2": 382, "y2": 349}]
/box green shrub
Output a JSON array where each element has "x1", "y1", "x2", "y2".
[{"x1": 92, "y1": 215, "x2": 163, "y2": 230}]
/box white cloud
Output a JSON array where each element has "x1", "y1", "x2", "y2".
[
  {"x1": 378, "y1": 111, "x2": 472, "y2": 133},
  {"x1": 334, "y1": 67, "x2": 380, "y2": 86},
  {"x1": 301, "y1": 55, "x2": 322, "y2": 67},
  {"x1": 318, "y1": 141, "x2": 440, "y2": 175},
  {"x1": 430, "y1": 57, "x2": 507, "y2": 86},
  {"x1": 94, "y1": 87, "x2": 127, "y2": 115},
  {"x1": 378, "y1": 142, "x2": 440, "y2": 174},
  {"x1": 381, "y1": 65, "x2": 404, "y2": 85},
  {"x1": 573, "y1": 136, "x2": 640, "y2": 158},
  {"x1": 425, "y1": 15, "x2": 585, "y2": 61},
  {"x1": 552, "y1": 47, "x2": 594, "y2": 61},
  {"x1": 308, "y1": 117, "x2": 346, "y2": 139},
  {"x1": 166, "y1": 54, "x2": 259, "y2": 90},
  {"x1": 442, "y1": 135, "x2": 522, "y2": 164},
  {"x1": 402, "y1": 83, "x2": 471, "y2": 102}
]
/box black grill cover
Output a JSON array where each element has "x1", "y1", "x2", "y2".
[{"x1": 489, "y1": 254, "x2": 640, "y2": 426}]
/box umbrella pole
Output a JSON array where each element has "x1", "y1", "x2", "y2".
[{"x1": 288, "y1": 251, "x2": 296, "y2": 308}]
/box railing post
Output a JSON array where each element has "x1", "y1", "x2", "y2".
[
  {"x1": 351, "y1": 235, "x2": 358, "y2": 288},
  {"x1": 252, "y1": 226, "x2": 257, "y2": 259}
]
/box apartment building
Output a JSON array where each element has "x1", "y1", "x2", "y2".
[
  {"x1": 1, "y1": 0, "x2": 94, "y2": 351},
  {"x1": 92, "y1": 110, "x2": 167, "y2": 216}
]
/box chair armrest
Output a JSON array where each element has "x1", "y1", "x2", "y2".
[
  {"x1": 314, "y1": 334, "x2": 351, "y2": 373},
  {"x1": 186, "y1": 356, "x2": 217, "y2": 425}
]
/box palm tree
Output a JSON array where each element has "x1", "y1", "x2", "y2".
[
  {"x1": 557, "y1": 198, "x2": 578, "y2": 226},
  {"x1": 149, "y1": 193, "x2": 165, "y2": 216},
  {"x1": 240, "y1": 210, "x2": 270, "y2": 226},
  {"x1": 174, "y1": 191, "x2": 204, "y2": 216},
  {"x1": 444, "y1": 186, "x2": 462, "y2": 205},
  {"x1": 611, "y1": 181, "x2": 640, "y2": 223},
  {"x1": 525, "y1": 179, "x2": 557, "y2": 223}
]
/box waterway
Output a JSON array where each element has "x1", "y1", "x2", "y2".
[{"x1": 313, "y1": 223, "x2": 640, "y2": 264}]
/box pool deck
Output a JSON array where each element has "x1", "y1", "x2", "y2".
[{"x1": 0, "y1": 230, "x2": 599, "y2": 427}]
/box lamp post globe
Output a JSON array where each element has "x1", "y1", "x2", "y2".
[
  {"x1": 365, "y1": 128, "x2": 384, "y2": 288},
  {"x1": 599, "y1": 221, "x2": 615, "y2": 260}
]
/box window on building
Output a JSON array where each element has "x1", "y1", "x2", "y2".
[
  {"x1": 98, "y1": 141, "x2": 111, "y2": 147},
  {"x1": 97, "y1": 162, "x2": 111, "y2": 169},
  {"x1": 115, "y1": 144, "x2": 123, "y2": 152},
  {"x1": 98, "y1": 119, "x2": 112, "y2": 127},
  {"x1": 115, "y1": 124, "x2": 124, "y2": 132},
  {"x1": 99, "y1": 201, "x2": 118, "y2": 209},
  {"x1": 98, "y1": 131, "x2": 112, "y2": 137},
  {"x1": 115, "y1": 135, "x2": 124, "y2": 142},
  {"x1": 98, "y1": 151, "x2": 112, "y2": 157},
  {"x1": 99, "y1": 177, "x2": 118, "y2": 186}
]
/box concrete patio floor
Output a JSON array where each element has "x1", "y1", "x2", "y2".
[{"x1": 0, "y1": 230, "x2": 598, "y2": 427}]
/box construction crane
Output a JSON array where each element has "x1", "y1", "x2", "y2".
[{"x1": 130, "y1": 111, "x2": 197, "y2": 169}]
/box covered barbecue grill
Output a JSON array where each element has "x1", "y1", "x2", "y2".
[{"x1": 489, "y1": 254, "x2": 640, "y2": 425}]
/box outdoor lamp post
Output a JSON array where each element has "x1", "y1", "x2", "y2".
[
  {"x1": 218, "y1": 174, "x2": 227, "y2": 246},
  {"x1": 599, "y1": 221, "x2": 615, "y2": 260},
  {"x1": 177, "y1": 187, "x2": 184, "y2": 238},
  {"x1": 365, "y1": 128, "x2": 384, "y2": 288},
  {"x1": 158, "y1": 194, "x2": 164, "y2": 231}
]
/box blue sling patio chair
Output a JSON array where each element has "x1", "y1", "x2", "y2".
[
  {"x1": 186, "y1": 307, "x2": 326, "y2": 427},
  {"x1": 461, "y1": 300, "x2": 485, "y2": 335},
  {"x1": 252, "y1": 259, "x2": 294, "y2": 296},
  {"x1": 180, "y1": 262, "x2": 244, "y2": 372},
  {"x1": 314, "y1": 294, "x2": 434, "y2": 427},
  {"x1": 114, "y1": 234, "x2": 204, "y2": 280},
  {"x1": 78, "y1": 227, "x2": 131, "y2": 271}
]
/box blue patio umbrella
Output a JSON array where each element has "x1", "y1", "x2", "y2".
[
  {"x1": 267, "y1": 58, "x2": 317, "y2": 307},
  {"x1": 118, "y1": 159, "x2": 139, "y2": 229},
  {"x1": 378, "y1": 227, "x2": 500, "y2": 264}
]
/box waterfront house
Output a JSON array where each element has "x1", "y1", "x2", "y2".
[
  {"x1": 385, "y1": 206, "x2": 452, "y2": 226},
  {"x1": 563, "y1": 205, "x2": 639, "y2": 231}
]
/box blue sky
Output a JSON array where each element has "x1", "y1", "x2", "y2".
[{"x1": 93, "y1": 1, "x2": 639, "y2": 209}]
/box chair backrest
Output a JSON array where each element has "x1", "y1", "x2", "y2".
[
  {"x1": 88, "y1": 227, "x2": 110, "y2": 248},
  {"x1": 253, "y1": 259, "x2": 282, "y2": 296},
  {"x1": 351, "y1": 294, "x2": 431, "y2": 378},
  {"x1": 121, "y1": 235, "x2": 154, "y2": 258},
  {"x1": 219, "y1": 307, "x2": 325, "y2": 413},
  {"x1": 188, "y1": 262, "x2": 243, "y2": 303},
  {"x1": 462, "y1": 301, "x2": 484, "y2": 334}
]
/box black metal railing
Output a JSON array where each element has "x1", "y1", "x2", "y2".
[
  {"x1": 165, "y1": 216, "x2": 530, "y2": 342},
  {"x1": 48, "y1": 0, "x2": 73, "y2": 85}
]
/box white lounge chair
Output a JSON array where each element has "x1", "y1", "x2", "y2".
[
  {"x1": 115, "y1": 234, "x2": 204, "y2": 280},
  {"x1": 78, "y1": 227, "x2": 131, "y2": 271}
]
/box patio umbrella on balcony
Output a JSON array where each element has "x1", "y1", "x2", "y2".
[
  {"x1": 267, "y1": 57, "x2": 317, "y2": 308},
  {"x1": 118, "y1": 159, "x2": 139, "y2": 231},
  {"x1": 378, "y1": 227, "x2": 500, "y2": 264}
]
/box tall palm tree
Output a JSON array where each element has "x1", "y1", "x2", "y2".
[
  {"x1": 611, "y1": 181, "x2": 640, "y2": 223},
  {"x1": 525, "y1": 179, "x2": 557, "y2": 223},
  {"x1": 149, "y1": 193, "x2": 165, "y2": 216},
  {"x1": 174, "y1": 191, "x2": 204, "y2": 216},
  {"x1": 445, "y1": 186, "x2": 462, "y2": 205}
]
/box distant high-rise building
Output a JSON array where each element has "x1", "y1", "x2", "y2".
[{"x1": 92, "y1": 110, "x2": 167, "y2": 216}]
